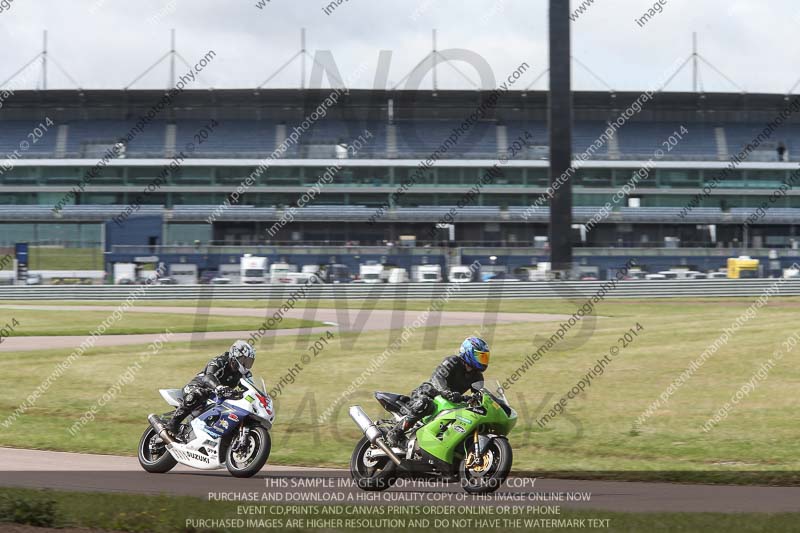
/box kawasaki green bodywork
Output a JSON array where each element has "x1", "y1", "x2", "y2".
[{"x1": 415, "y1": 390, "x2": 517, "y2": 464}]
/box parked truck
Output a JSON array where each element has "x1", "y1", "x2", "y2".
[
  {"x1": 169, "y1": 264, "x2": 198, "y2": 284},
  {"x1": 359, "y1": 263, "x2": 386, "y2": 283},
  {"x1": 218, "y1": 264, "x2": 241, "y2": 284},
  {"x1": 727, "y1": 256, "x2": 760, "y2": 279},
  {"x1": 387, "y1": 268, "x2": 409, "y2": 283},
  {"x1": 448, "y1": 265, "x2": 473, "y2": 283},
  {"x1": 241, "y1": 255, "x2": 268, "y2": 284},
  {"x1": 322, "y1": 263, "x2": 352, "y2": 283},
  {"x1": 114, "y1": 262, "x2": 138, "y2": 284},
  {"x1": 269, "y1": 262, "x2": 297, "y2": 284},
  {"x1": 416, "y1": 264, "x2": 443, "y2": 283}
]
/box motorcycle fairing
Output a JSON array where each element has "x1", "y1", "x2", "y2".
[
  {"x1": 197, "y1": 403, "x2": 250, "y2": 439},
  {"x1": 415, "y1": 392, "x2": 516, "y2": 464},
  {"x1": 165, "y1": 418, "x2": 225, "y2": 470},
  {"x1": 159, "y1": 389, "x2": 183, "y2": 407}
]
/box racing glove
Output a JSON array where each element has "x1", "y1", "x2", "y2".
[
  {"x1": 442, "y1": 391, "x2": 465, "y2": 403},
  {"x1": 215, "y1": 385, "x2": 232, "y2": 398}
]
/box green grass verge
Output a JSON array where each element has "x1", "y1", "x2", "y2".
[
  {"x1": 0, "y1": 297, "x2": 573, "y2": 313},
  {"x1": 4, "y1": 295, "x2": 793, "y2": 316},
  {"x1": 1, "y1": 297, "x2": 800, "y2": 484},
  {"x1": 0, "y1": 307, "x2": 319, "y2": 336},
  {"x1": 0, "y1": 487, "x2": 796, "y2": 533},
  {"x1": 26, "y1": 248, "x2": 104, "y2": 270}
]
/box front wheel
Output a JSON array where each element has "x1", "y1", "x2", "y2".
[
  {"x1": 350, "y1": 436, "x2": 398, "y2": 491},
  {"x1": 226, "y1": 426, "x2": 271, "y2": 478},
  {"x1": 460, "y1": 436, "x2": 512, "y2": 494},
  {"x1": 138, "y1": 426, "x2": 177, "y2": 474}
]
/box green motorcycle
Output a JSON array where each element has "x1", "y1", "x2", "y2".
[{"x1": 349, "y1": 380, "x2": 517, "y2": 494}]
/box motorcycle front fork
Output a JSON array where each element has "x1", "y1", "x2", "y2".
[
  {"x1": 233, "y1": 425, "x2": 250, "y2": 453},
  {"x1": 465, "y1": 430, "x2": 481, "y2": 468}
]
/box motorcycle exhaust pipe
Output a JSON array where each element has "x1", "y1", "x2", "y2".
[
  {"x1": 349, "y1": 405, "x2": 402, "y2": 466},
  {"x1": 147, "y1": 413, "x2": 176, "y2": 446}
]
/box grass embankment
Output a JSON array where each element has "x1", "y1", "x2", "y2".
[
  {"x1": 1, "y1": 488, "x2": 798, "y2": 533},
  {"x1": 0, "y1": 297, "x2": 616, "y2": 314},
  {"x1": 0, "y1": 248, "x2": 103, "y2": 271},
  {"x1": 0, "y1": 297, "x2": 799, "y2": 483}
]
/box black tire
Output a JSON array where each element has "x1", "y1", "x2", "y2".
[
  {"x1": 138, "y1": 426, "x2": 177, "y2": 474},
  {"x1": 350, "y1": 436, "x2": 398, "y2": 491},
  {"x1": 460, "y1": 437, "x2": 513, "y2": 494},
  {"x1": 226, "y1": 426, "x2": 271, "y2": 478}
]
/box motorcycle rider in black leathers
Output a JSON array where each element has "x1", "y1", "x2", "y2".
[
  {"x1": 164, "y1": 340, "x2": 256, "y2": 439},
  {"x1": 385, "y1": 337, "x2": 490, "y2": 448}
]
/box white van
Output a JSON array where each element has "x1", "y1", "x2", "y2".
[
  {"x1": 388, "y1": 268, "x2": 409, "y2": 283},
  {"x1": 270, "y1": 262, "x2": 297, "y2": 284},
  {"x1": 302, "y1": 265, "x2": 321, "y2": 275},
  {"x1": 360, "y1": 263, "x2": 385, "y2": 284},
  {"x1": 654, "y1": 270, "x2": 704, "y2": 280},
  {"x1": 448, "y1": 265, "x2": 473, "y2": 283},
  {"x1": 169, "y1": 264, "x2": 198, "y2": 284},
  {"x1": 416, "y1": 265, "x2": 443, "y2": 283},
  {"x1": 241, "y1": 255, "x2": 267, "y2": 284}
]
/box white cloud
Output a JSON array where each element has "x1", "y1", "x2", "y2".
[{"x1": 0, "y1": 0, "x2": 795, "y2": 93}]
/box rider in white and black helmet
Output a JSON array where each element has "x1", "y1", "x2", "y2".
[{"x1": 164, "y1": 340, "x2": 256, "y2": 438}]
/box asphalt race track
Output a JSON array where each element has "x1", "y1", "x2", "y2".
[{"x1": 1, "y1": 448, "x2": 799, "y2": 513}]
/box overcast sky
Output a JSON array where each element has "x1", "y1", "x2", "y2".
[{"x1": 0, "y1": 0, "x2": 796, "y2": 94}]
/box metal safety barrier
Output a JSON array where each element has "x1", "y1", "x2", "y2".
[{"x1": 0, "y1": 279, "x2": 798, "y2": 300}]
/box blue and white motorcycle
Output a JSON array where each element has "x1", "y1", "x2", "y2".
[{"x1": 138, "y1": 376, "x2": 275, "y2": 478}]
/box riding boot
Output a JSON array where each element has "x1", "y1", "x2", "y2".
[
  {"x1": 166, "y1": 406, "x2": 190, "y2": 437},
  {"x1": 386, "y1": 417, "x2": 414, "y2": 447},
  {"x1": 386, "y1": 426, "x2": 404, "y2": 448}
]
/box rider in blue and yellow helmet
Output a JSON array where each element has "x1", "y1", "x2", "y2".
[{"x1": 386, "y1": 337, "x2": 490, "y2": 447}]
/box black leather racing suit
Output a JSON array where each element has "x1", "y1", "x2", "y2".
[
  {"x1": 387, "y1": 356, "x2": 484, "y2": 445},
  {"x1": 430, "y1": 355, "x2": 485, "y2": 398},
  {"x1": 167, "y1": 352, "x2": 247, "y2": 433}
]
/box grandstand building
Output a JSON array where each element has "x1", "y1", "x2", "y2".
[{"x1": 1, "y1": 88, "x2": 799, "y2": 274}]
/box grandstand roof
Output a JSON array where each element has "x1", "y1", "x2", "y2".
[{"x1": 1, "y1": 89, "x2": 799, "y2": 123}]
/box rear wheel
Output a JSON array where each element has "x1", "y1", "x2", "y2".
[
  {"x1": 460, "y1": 437, "x2": 512, "y2": 494},
  {"x1": 137, "y1": 426, "x2": 177, "y2": 474},
  {"x1": 350, "y1": 436, "x2": 398, "y2": 491},
  {"x1": 226, "y1": 426, "x2": 271, "y2": 478}
]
